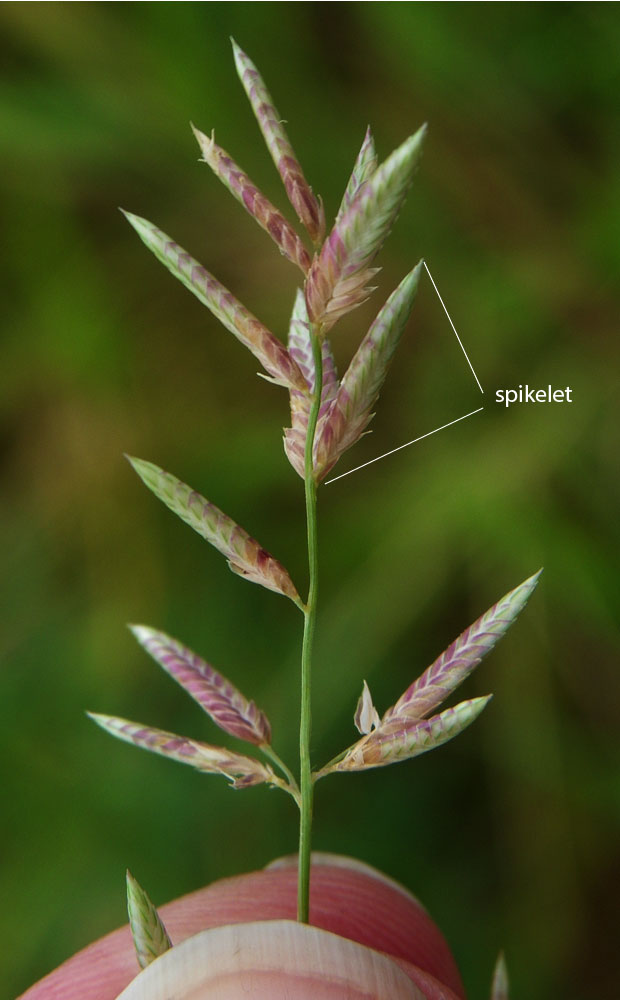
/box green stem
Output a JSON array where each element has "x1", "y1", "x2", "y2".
[{"x1": 298, "y1": 325, "x2": 323, "y2": 923}]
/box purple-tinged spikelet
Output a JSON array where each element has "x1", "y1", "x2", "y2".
[
  {"x1": 331, "y1": 696, "x2": 491, "y2": 772},
  {"x1": 122, "y1": 211, "x2": 306, "y2": 391},
  {"x1": 317, "y1": 573, "x2": 541, "y2": 779},
  {"x1": 313, "y1": 262, "x2": 423, "y2": 481},
  {"x1": 87, "y1": 713, "x2": 275, "y2": 788},
  {"x1": 130, "y1": 625, "x2": 272, "y2": 746},
  {"x1": 232, "y1": 40, "x2": 324, "y2": 244},
  {"x1": 126, "y1": 870, "x2": 172, "y2": 969},
  {"x1": 384, "y1": 571, "x2": 542, "y2": 722},
  {"x1": 284, "y1": 290, "x2": 340, "y2": 478},
  {"x1": 305, "y1": 127, "x2": 426, "y2": 331},
  {"x1": 335, "y1": 127, "x2": 378, "y2": 224},
  {"x1": 286, "y1": 289, "x2": 339, "y2": 401},
  {"x1": 192, "y1": 126, "x2": 311, "y2": 275},
  {"x1": 127, "y1": 457, "x2": 303, "y2": 606}
]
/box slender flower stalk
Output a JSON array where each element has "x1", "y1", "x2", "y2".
[{"x1": 298, "y1": 323, "x2": 323, "y2": 922}]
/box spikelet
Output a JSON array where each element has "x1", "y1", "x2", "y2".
[
  {"x1": 330, "y1": 697, "x2": 492, "y2": 773},
  {"x1": 232, "y1": 40, "x2": 324, "y2": 244},
  {"x1": 87, "y1": 713, "x2": 275, "y2": 789},
  {"x1": 313, "y1": 263, "x2": 423, "y2": 481},
  {"x1": 192, "y1": 126, "x2": 311, "y2": 275},
  {"x1": 122, "y1": 211, "x2": 306, "y2": 391},
  {"x1": 490, "y1": 952, "x2": 509, "y2": 1000},
  {"x1": 130, "y1": 625, "x2": 272, "y2": 746},
  {"x1": 384, "y1": 572, "x2": 542, "y2": 722},
  {"x1": 317, "y1": 573, "x2": 541, "y2": 779},
  {"x1": 126, "y1": 870, "x2": 172, "y2": 969},
  {"x1": 335, "y1": 127, "x2": 378, "y2": 224},
  {"x1": 128, "y1": 457, "x2": 302, "y2": 606},
  {"x1": 284, "y1": 289, "x2": 340, "y2": 478},
  {"x1": 305, "y1": 126, "x2": 426, "y2": 331}
]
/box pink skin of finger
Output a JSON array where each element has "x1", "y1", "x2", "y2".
[{"x1": 18, "y1": 855, "x2": 465, "y2": 1000}]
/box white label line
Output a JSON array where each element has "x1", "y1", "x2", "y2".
[
  {"x1": 325, "y1": 407, "x2": 484, "y2": 485},
  {"x1": 423, "y1": 261, "x2": 484, "y2": 395}
]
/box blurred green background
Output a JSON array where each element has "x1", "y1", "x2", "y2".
[{"x1": 2, "y1": 3, "x2": 619, "y2": 998}]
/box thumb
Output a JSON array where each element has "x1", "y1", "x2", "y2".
[{"x1": 18, "y1": 855, "x2": 464, "y2": 1000}]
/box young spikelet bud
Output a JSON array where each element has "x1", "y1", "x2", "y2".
[
  {"x1": 232, "y1": 40, "x2": 325, "y2": 244},
  {"x1": 192, "y1": 126, "x2": 311, "y2": 275},
  {"x1": 87, "y1": 713, "x2": 275, "y2": 788},
  {"x1": 335, "y1": 127, "x2": 378, "y2": 224},
  {"x1": 383, "y1": 572, "x2": 542, "y2": 723},
  {"x1": 126, "y1": 870, "x2": 172, "y2": 969},
  {"x1": 353, "y1": 680, "x2": 381, "y2": 735},
  {"x1": 130, "y1": 625, "x2": 272, "y2": 746},
  {"x1": 490, "y1": 952, "x2": 509, "y2": 1000},
  {"x1": 122, "y1": 211, "x2": 306, "y2": 391},
  {"x1": 313, "y1": 263, "x2": 423, "y2": 481},
  {"x1": 305, "y1": 126, "x2": 426, "y2": 332},
  {"x1": 329, "y1": 696, "x2": 492, "y2": 773},
  {"x1": 283, "y1": 290, "x2": 340, "y2": 478},
  {"x1": 127, "y1": 457, "x2": 303, "y2": 607}
]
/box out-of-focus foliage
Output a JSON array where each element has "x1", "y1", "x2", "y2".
[{"x1": 1, "y1": 4, "x2": 618, "y2": 999}]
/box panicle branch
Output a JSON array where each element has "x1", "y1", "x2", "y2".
[{"x1": 107, "y1": 41, "x2": 540, "y2": 948}]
